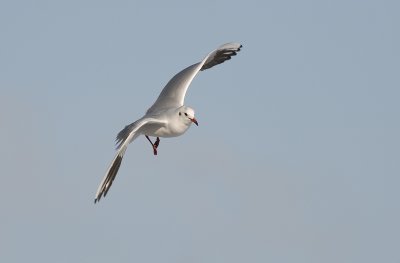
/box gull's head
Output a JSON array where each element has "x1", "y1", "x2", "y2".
[{"x1": 178, "y1": 106, "x2": 198, "y2": 126}]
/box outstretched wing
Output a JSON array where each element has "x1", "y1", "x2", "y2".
[
  {"x1": 146, "y1": 42, "x2": 242, "y2": 114},
  {"x1": 94, "y1": 117, "x2": 166, "y2": 203}
]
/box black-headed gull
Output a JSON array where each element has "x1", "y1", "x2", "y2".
[{"x1": 95, "y1": 42, "x2": 242, "y2": 203}]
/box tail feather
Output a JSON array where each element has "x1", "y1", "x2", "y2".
[{"x1": 115, "y1": 121, "x2": 138, "y2": 149}]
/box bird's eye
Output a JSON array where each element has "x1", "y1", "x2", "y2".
[
  {"x1": 184, "y1": 113, "x2": 188, "y2": 116},
  {"x1": 179, "y1": 112, "x2": 181, "y2": 116}
]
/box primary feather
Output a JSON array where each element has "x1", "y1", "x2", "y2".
[{"x1": 146, "y1": 42, "x2": 242, "y2": 114}]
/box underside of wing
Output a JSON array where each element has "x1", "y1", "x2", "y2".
[
  {"x1": 146, "y1": 42, "x2": 242, "y2": 114},
  {"x1": 146, "y1": 63, "x2": 201, "y2": 114}
]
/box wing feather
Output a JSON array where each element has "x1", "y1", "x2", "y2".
[
  {"x1": 94, "y1": 117, "x2": 166, "y2": 203},
  {"x1": 146, "y1": 42, "x2": 242, "y2": 114}
]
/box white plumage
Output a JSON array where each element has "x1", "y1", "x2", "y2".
[{"x1": 95, "y1": 42, "x2": 242, "y2": 203}]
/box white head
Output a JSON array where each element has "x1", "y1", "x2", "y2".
[{"x1": 177, "y1": 106, "x2": 198, "y2": 127}]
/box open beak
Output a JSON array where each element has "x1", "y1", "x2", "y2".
[{"x1": 190, "y1": 117, "x2": 199, "y2": 126}]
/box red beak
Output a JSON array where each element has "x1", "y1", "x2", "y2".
[{"x1": 190, "y1": 117, "x2": 199, "y2": 126}]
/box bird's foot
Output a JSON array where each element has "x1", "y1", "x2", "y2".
[
  {"x1": 154, "y1": 137, "x2": 160, "y2": 148},
  {"x1": 146, "y1": 135, "x2": 160, "y2": 156},
  {"x1": 153, "y1": 137, "x2": 160, "y2": 155}
]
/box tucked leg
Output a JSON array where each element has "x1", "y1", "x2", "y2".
[
  {"x1": 154, "y1": 137, "x2": 160, "y2": 148},
  {"x1": 145, "y1": 135, "x2": 160, "y2": 155}
]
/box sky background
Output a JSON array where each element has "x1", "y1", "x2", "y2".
[{"x1": 1, "y1": 0, "x2": 399, "y2": 262}]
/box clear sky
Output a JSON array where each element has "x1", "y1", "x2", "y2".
[{"x1": 1, "y1": 0, "x2": 399, "y2": 262}]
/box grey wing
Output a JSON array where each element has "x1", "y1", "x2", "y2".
[
  {"x1": 146, "y1": 42, "x2": 242, "y2": 114},
  {"x1": 94, "y1": 117, "x2": 166, "y2": 203}
]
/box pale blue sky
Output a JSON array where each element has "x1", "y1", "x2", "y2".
[{"x1": 1, "y1": 0, "x2": 399, "y2": 262}]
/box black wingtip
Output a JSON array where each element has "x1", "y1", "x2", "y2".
[{"x1": 94, "y1": 154, "x2": 123, "y2": 204}]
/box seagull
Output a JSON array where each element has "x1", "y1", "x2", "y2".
[{"x1": 94, "y1": 42, "x2": 242, "y2": 203}]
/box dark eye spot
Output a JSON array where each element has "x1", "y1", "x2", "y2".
[
  {"x1": 179, "y1": 112, "x2": 181, "y2": 116},
  {"x1": 184, "y1": 113, "x2": 188, "y2": 116}
]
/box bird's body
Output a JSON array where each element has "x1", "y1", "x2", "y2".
[
  {"x1": 116, "y1": 106, "x2": 194, "y2": 145},
  {"x1": 94, "y1": 42, "x2": 242, "y2": 203},
  {"x1": 142, "y1": 107, "x2": 195, "y2": 138}
]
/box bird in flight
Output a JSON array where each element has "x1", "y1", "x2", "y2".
[{"x1": 94, "y1": 42, "x2": 242, "y2": 203}]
